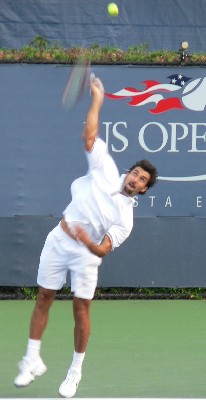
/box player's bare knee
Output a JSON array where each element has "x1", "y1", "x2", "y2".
[
  {"x1": 73, "y1": 298, "x2": 91, "y2": 321},
  {"x1": 35, "y1": 287, "x2": 56, "y2": 311}
]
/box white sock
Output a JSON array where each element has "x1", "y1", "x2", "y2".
[
  {"x1": 69, "y1": 351, "x2": 85, "y2": 374},
  {"x1": 25, "y1": 338, "x2": 41, "y2": 361}
]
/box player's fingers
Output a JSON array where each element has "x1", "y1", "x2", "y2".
[
  {"x1": 91, "y1": 77, "x2": 104, "y2": 93},
  {"x1": 95, "y1": 78, "x2": 105, "y2": 92}
]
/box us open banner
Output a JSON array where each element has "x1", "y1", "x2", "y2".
[{"x1": 102, "y1": 66, "x2": 206, "y2": 218}]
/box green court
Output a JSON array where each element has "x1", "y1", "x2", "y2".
[{"x1": 1, "y1": 299, "x2": 206, "y2": 398}]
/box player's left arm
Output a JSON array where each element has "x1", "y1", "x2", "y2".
[{"x1": 75, "y1": 226, "x2": 112, "y2": 257}]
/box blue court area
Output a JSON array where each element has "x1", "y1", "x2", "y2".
[{"x1": 1, "y1": 299, "x2": 206, "y2": 398}]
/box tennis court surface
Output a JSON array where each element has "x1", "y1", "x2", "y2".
[{"x1": 1, "y1": 299, "x2": 206, "y2": 398}]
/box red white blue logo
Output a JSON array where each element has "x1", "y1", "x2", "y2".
[{"x1": 106, "y1": 74, "x2": 206, "y2": 114}]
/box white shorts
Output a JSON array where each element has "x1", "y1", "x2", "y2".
[{"x1": 37, "y1": 223, "x2": 102, "y2": 300}]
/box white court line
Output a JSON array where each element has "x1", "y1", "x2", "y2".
[{"x1": 2, "y1": 398, "x2": 206, "y2": 400}]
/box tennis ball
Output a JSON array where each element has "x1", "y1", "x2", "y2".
[{"x1": 108, "y1": 3, "x2": 119, "y2": 16}]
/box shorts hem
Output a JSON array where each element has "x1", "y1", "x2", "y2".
[{"x1": 37, "y1": 280, "x2": 64, "y2": 291}]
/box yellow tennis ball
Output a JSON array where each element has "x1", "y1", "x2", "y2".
[{"x1": 108, "y1": 3, "x2": 119, "y2": 16}]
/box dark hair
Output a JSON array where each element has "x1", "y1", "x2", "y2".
[{"x1": 129, "y1": 159, "x2": 158, "y2": 194}]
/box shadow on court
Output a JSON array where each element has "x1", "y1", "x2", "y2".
[{"x1": 0, "y1": 299, "x2": 206, "y2": 398}]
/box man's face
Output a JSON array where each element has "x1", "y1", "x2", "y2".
[{"x1": 122, "y1": 167, "x2": 150, "y2": 197}]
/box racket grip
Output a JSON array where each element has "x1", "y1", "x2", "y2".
[
  {"x1": 89, "y1": 73, "x2": 96, "y2": 95},
  {"x1": 90, "y1": 72, "x2": 95, "y2": 83}
]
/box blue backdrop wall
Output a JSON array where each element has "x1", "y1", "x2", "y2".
[
  {"x1": 0, "y1": 0, "x2": 206, "y2": 287},
  {"x1": 0, "y1": 64, "x2": 206, "y2": 287}
]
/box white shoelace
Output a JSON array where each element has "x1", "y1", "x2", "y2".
[{"x1": 65, "y1": 372, "x2": 81, "y2": 385}]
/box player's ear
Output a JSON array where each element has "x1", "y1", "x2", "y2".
[{"x1": 139, "y1": 186, "x2": 148, "y2": 194}]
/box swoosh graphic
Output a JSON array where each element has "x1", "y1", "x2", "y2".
[{"x1": 158, "y1": 175, "x2": 206, "y2": 182}]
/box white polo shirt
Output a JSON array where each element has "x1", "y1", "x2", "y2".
[{"x1": 63, "y1": 138, "x2": 134, "y2": 250}]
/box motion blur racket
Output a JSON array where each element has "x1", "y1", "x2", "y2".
[{"x1": 62, "y1": 57, "x2": 91, "y2": 111}]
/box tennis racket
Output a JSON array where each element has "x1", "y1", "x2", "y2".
[{"x1": 62, "y1": 57, "x2": 92, "y2": 111}]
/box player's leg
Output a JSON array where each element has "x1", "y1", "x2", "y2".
[
  {"x1": 59, "y1": 297, "x2": 92, "y2": 398},
  {"x1": 59, "y1": 254, "x2": 100, "y2": 398},
  {"x1": 14, "y1": 224, "x2": 68, "y2": 388},
  {"x1": 14, "y1": 287, "x2": 56, "y2": 387},
  {"x1": 29, "y1": 287, "x2": 56, "y2": 339},
  {"x1": 73, "y1": 296, "x2": 92, "y2": 353}
]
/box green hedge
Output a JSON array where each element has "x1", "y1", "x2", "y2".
[
  {"x1": 0, "y1": 35, "x2": 206, "y2": 66},
  {"x1": 0, "y1": 287, "x2": 206, "y2": 300}
]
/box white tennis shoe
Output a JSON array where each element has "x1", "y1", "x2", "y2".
[
  {"x1": 14, "y1": 356, "x2": 47, "y2": 387},
  {"x1": 59, "y1": 370, "x2": 82, "y2": 398}
]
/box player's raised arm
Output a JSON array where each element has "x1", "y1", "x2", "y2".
[{"x1": 82, "y1": 77, "x2": 104, "y2": 151}]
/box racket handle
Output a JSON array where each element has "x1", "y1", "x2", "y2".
[
  {"x1": 90, "y1": 72, "x2": 95, "y2": 83},
  {"x1": 89, "y1": 73, "x2": 95, "y2": 95}
]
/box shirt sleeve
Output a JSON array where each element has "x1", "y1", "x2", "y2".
[
  {"x1": 107, "y1": 222, "x2": 133, "y2": 250},
  {"x1": 85, "y1": 137, "x2": 108, "y2": 169},
  {"x1": 86, "y1": 137, "x2": 120, "y2": 187}
]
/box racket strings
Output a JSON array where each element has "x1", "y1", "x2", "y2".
[{"x1": 62, "y1": 59, "x2": 91, "y2": 111}]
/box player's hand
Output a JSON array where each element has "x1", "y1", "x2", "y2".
[
  {"x1": 74, "y1": 225, "x2": 91, "y2": 247},
  {"x1": 73, "y1": 224, "x2": 112, "y2": 257},
  {"x1": 90, "y1": 77, "x2": 104, "y2": 105}
]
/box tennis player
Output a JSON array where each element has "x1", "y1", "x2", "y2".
[{"x1": 14, "y1": 76, "x2": 158, "y2": 397}]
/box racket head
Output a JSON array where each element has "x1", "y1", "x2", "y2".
[{"x1": 62, "y1": 57, "x2": 91, "y2": 111}]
